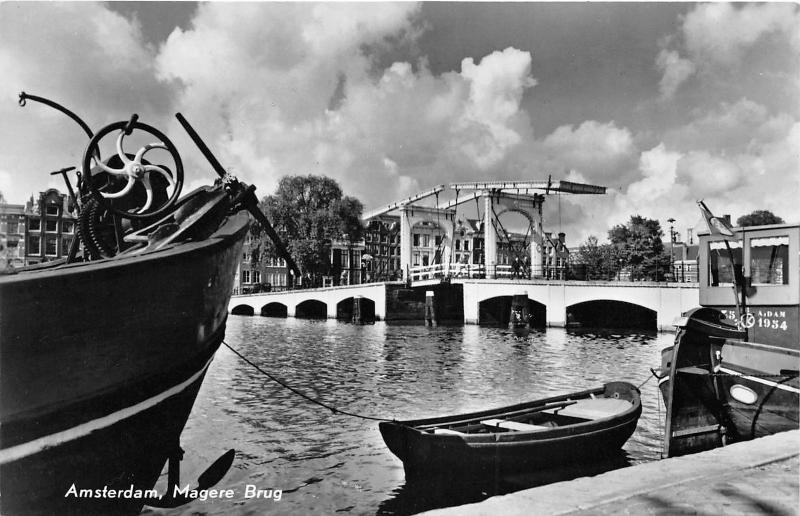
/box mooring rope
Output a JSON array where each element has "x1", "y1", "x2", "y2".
[{"x1": 222, "y1": 341, "x2": 394, "y2": 422}]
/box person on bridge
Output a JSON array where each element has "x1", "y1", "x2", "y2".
[{"x1": 512, "y1": 256, "x2": 521, "y2": 279}]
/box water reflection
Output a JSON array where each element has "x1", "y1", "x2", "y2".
[
  {"x1": 378, "y1": 452, "x2": 631, "y2": 515},
  {"x1": 148, "y1": 318, "x2": 671, "y2": 516}
]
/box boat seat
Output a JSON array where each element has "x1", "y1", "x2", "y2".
[
  {"x1": 544, "y1": 398, "x2": 631, "y2": 420},
  {"x1": 480, "y1": 419, "x2": 548, "y2": 432},
  {"x1": 432, "y1": 428, "x2": 466, "y2": 435}
]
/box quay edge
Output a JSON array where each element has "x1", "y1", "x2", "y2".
[{"x1": 420, "y1": 430, "x2": 799, "y2": 516}]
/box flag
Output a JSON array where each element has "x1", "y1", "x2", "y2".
[{"x1": 697, "y1": 200, "x2": 735, "y2": 237}]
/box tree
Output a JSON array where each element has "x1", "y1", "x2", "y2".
[
  {"x1": 575, "y1": 236, "x2": 624, "y2": 280},
  {"x1": 252, "y1": 175, "x2": 364, "y2": 286},
  {"x1": 737, "y1": 210, "x2": 784, "y2": 227},
  {"x1": 608, "y1": 215, "x2": 671, "y2": 281}
]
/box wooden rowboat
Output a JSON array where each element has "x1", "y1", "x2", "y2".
[{"x1": 379, "y1": 382, "x2": 641, "y2": 476}]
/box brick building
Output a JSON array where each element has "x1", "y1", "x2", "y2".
[{"x1": 0, "y1": 188, "x2": 77, "y2": 269}]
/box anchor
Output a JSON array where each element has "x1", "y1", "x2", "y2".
[{"x1": 145, "y1": 446, "x2": 236, "y2": 508}]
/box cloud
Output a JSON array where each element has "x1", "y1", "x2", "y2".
[
  {"x1": 682, "y1": 3, "x2": 800, "y2": 65},
  {"x1": 156, "y1": 6, "x2": 543, "y2": 203},
  {"x1": 656, "y1": 49, "x2": 695, "y2": 101},
  {"x1": 541, "y1": 121, "x2": 637, "y2": 186},
  {"x1": 656, "y1": 3, "x2": 800, "y2": 99},
  {"x1": 0, "y1": 2, "x2": 173, "y2": 203}
]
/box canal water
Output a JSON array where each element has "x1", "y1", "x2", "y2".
[{"x1": 145, "y1": 317, "x2": 673, "y2": 516}]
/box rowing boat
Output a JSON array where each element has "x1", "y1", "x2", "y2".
[{"x1": 379, "y1": 381, "x2": 641, "y2": 475}]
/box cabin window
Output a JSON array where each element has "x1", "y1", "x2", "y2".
[
  {"x1": 750, "y1": 236, "x2": 789, "y2": 286},
  {"x1": 708, "y1": 240, "x2": 743, "y2": 286}
]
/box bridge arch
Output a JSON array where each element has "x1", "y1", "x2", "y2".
[
  {"x1": 566, "y1": 299, "x2": 656, "y2": 331},
  {"x1": 295, "y1": 299, "x2": 327, "y2": 319},
  {"x1": 231, "y1": 304, "x2": 255, "y2": 316},
  {"x1": 335, "y1": 296, "x2": 376, "y2": 322},
  {"x1": 478, "y1": 295, "x2": 546, "y2": 327},
  {"x1": 261, "y1": 302, "x2": 288, "y2": 318}
]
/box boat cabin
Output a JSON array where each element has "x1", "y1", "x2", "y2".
[{"x1": 698, "y1": 222, "x2": 799, "y2": 349}]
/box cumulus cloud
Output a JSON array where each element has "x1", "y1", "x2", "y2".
[
  {"x1": 655, "y1": 3, "x2": 800, "y2": 99},
  {"x1": 682, "y1": 3, "x2": 800, "y2": 65},
  {"x1": 656, "y1": 49, "x2": 695, "y2": 101},
  {"x1": 156, "y1": 5, "x2": 543, "y2": 202},
  {"x1": 541, "y1": 121, "x2": 637, "y2": 185},
  {"x1": 0, "y1": 2, "x2": 173, "y2": 203}
]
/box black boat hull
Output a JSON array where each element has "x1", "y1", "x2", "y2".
[
  {"x1": 0, "y1": 212, "x2": 249, "y2": 515},
  {"x1": 661, "y1": 309, "x2": 799, "y2": 457}
]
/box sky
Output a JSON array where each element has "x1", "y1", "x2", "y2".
[{"x1": 1, "y1": 2, "x2": 798, "y2": 243}]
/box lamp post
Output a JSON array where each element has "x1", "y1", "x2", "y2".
[{"x1": 667, "y1": 218, "x2": 675, "y2": 283}]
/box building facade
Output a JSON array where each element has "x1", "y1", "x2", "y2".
[
  {"x1": 234, "y1": 234, "x2": 292, "y2": 294},
  {"x1": 0, "y1": 203, "x2": 26, "y2": 270},
  {"x1": 0, "y1": 188, "x2": 77, "y2": 269},
  {"x1": 363, "y1": 215, "x2": 401, "y2": 282}
]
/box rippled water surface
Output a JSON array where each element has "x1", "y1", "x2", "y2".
[{"x1": 145, "y1": 317, "x2": 672, "y2": 516}]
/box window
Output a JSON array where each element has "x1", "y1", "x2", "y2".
[
  {"x1": 46, "y1": 205, "x2": 59, "y2": 216},
  {"x1": 750, "y1": 236, "x2": 789, "y2": 285},
  {"x1": 7, "y1": 220, "x2": 18, "y2": 234},
  {"x1": 413, "y1": 233, "x2": 420, "y2": 246},
  {"x1": 455, "y1": 240, "x2": 461, "y2": 251},
  {"x1": 413, "y1": 252, "x2": 420, "y2": 266},
  {"x1": 253, "y1": 270, "x2": 261, "y2": 283},
  {"x1": 708, "y1": 240, "x2": 742, "y2": 286},
  {"x1": 29, "y1": 235, "x2": 41, "y2": 254},
  {"x1": 241, "y1": 270, "x2": 251, "y2": 283},
  {"x1": 28, "y1": 218, "x2": 40, "y2": 231},
  {"x1": 45, "y1": 219, "x2": 58, "y2": 232},
  {"x1": 464, "y1": 240, "x2": 470, "y2": 251},
  {"x1": 422, "y1": 234, "x2": 430, "y2": 247},
  {"x1": 434, "y1": 235, "x2": 442, "y2": 247},
  {"x1": 45, "y1": 236, "x2": 57, "y2": 256},
  {"x1": 342, "y1": 251, "x2": 350, "y2": 268},
  {"x1": 62, "y1": 237, "x2": 73, "y2": 253},
  {"x1": 62, "y1": 220, "x2": 74, "y2": 233}
]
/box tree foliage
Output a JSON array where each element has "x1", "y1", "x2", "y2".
[
  {"x1": 252, "y1": 175, "x2": 364, "y2": 284},
  {"x1": 575, "y1": 236, "x2": 624, "y2": 280},
  {"x1": 736, "y1": 210, "x2": 784, "y2": 227},
  {"x1": 575, "y1": 215, "x2": 672, "y2": 281},
  {"x1": 608, "y1": 215, "x2": 671, "y2": 281}
]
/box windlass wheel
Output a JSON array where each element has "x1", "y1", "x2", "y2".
[{"x1": 82, "y1": 119, "x2": 184, "y2": 219}]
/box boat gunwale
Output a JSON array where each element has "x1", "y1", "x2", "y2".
[{"x1": 0, "y1": 211, "x2": 251, "y2": 285}]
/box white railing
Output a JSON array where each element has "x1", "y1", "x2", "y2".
[{"x1": 409, "y1": 263, "x2": 447, "y2": 281}]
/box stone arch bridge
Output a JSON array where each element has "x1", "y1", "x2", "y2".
[{"x1": 229, "y1": 280, "x2": 699, "y2": 331}]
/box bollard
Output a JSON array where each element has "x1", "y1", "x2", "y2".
[
  {"x1": 424, "y1": 290, "x2": 437, "y2": 327},
  {"x1": 509, "y1": 291, "x2": 530, "y2": 330},
  {"x1": 352, "y1": 295, "x2": 367, "y2": 325}
]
